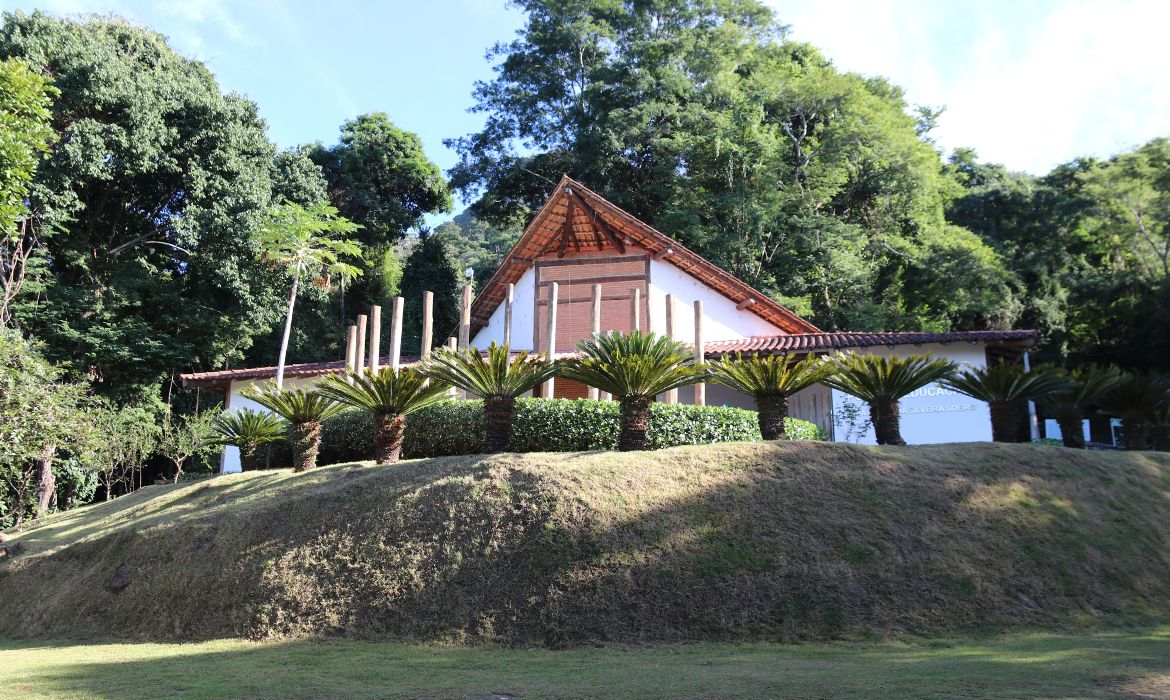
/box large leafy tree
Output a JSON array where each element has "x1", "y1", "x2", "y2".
[
  {"x1": 400, "y1": 231, "x2": 462, "y2": 355},
  {"x1": 447, "y1": 0, "x2": 1015, "y2": 333},
  {"x1": 0, "y1": 57, "x2": 57, "y2": 326},
  {"x1": 0, "y1": 12, "x2": 282, "y2": 402}
]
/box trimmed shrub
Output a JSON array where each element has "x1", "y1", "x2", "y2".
[{"x1": 381, "y1": 398, "x2": 824, "y2": 460}]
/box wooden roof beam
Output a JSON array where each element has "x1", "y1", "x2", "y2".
[{"x1": 565, "y1": 187, "x2": 626, "y2": 254}]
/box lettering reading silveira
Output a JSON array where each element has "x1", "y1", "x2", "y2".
[{"x1": 902, "y1": 403, "x2": 978, "y2": 415}]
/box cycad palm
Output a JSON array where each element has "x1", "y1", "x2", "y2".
[
  {"x1": 318, "y1": 367, "x2": 451, "y2": 464},
  {"x1": 1037, "y1": 366, "x2": 1122, "y2": 448},
  {"x1": 241, "y1": 383, "x2": 344, "y2": 471},
  {"x1": 420, "y1": 343, "x2": 557, "y2": 452},
  {"x1": 823, "y1": 353, "x2": 956, "y2": 446},
  {"x1": 560, "y1": 331, "x2": 709, "y2": 451},
  {"x1": 1099, "y1": 373, "x2": 1170, "y2": 451},
  {"x1": 211, "y1": 408, "x2": 287, "y2": 470},
  {"x1": 709, "y1": 353, "x2": 829, "y2": 440},
  {"x1": 943, "y1": 361, "x2": 1070, "y2": 442}
]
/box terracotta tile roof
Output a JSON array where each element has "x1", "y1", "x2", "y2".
[
  {"x1": 180, "y1": 330, "x2": 1037, "y2": 388},
  {"x1": 704, "y1": 330, "x2": 1038, "y2": 355},
  {"x1": 467, "y1": 175, "x2": 821, "y2": 336}
]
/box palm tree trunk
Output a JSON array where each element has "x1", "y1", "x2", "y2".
[
  {"x1": 291, "y1": 420, "x2": 321, "y2": 471},
  {"x1": 619, "y1": 396, "x2": 653, "y2": 451},
  {"x1": 989, "y1": 402, "x2": 1026, "y2": 443},
  {"x1": 241, "y1": 444, "x2": 259, "y2": 471},
  {"x1": 1055, "y1": 408, "x2": 1086, "y2": 448},
  {"x1": 483, "y1": 396, "x2": 515, "y2": 452},
  {"x1": 1123, "y1": 419, "x2": 1149, "y2": 451},
  {"x1": 756, "y1": 394, "x2": 789, "y2": 440},
  {"x1": 35, "y1": 442, "x2": 56, "y2": 517},
  {"x1": 374, "y1": 413, "x2": 406, "y2": 464},
  {"x1": 870, "y1": 399, "x2": 905, "y2": 446},
  {"x1": 275, "y1": 270, "x2": 301, "y2": 390}
]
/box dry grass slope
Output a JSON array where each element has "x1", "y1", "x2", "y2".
[{"x1": 1, "y1": 442, "x2": 1169, "y2": 646}]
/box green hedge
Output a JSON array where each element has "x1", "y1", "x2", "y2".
[{"x1": 315, "y1": 398, "x2": 822, "y2": 462}]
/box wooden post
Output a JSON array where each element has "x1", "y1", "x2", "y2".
[
  {"x1": 588, "y1": 283, "x2": 601, "y2": 400},
  {"x1": 630, "y1": 288, "x2": 640, "y2": 332},
  {"x1": 355, "y1": 314, "x2": 367, "y2": 375},
  {"x1": 446, "y1": 337, "x2": 458, "y2": 397},
  {"x1": 421, "y1": 291, "x2": 434, "y2": 359},
  {"x1": 345, "y1": 324, "x2": 357, "y2": 383},
  {"x1": 368, "y1": 305, "x2": 381, "y2": 374},
  {"x1": 543, "y1": 281, "x2": 558, "y2": 399},
  {"x1": 390, "y1": 296, "x2": 404, "y2": 371},
  {"x1": 532, "y1": 284, "x2": 540, "y2": 352},
  {"x1": 665, "y1": 294, "x2": 677, "y2": 405},
  {"x1": 694, "y1": 299, "x2": 705, "y2": 406},
  {"x1": 503, "y1": 283, "x2": 514, "y2": 347},
  {"x1": 458, "y1": 284, "x2": 472, "y2": 350}
]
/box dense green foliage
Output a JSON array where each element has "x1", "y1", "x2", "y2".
[
  {"x1": 447, "y1": 0, "x2": 1016, "y2": 333},
  {"x1": 433, "y1": 209, "x2": 521, "y2": 288},
  {"x1": 315, "y1": 398, "x2": 826, "y2": 464},
  {"x1": 400, "y1": 232, "x2": 462, "y2": 354}
]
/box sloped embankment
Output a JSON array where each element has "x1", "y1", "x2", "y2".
[{"x1": 2, "y1": 442, "x2": 1169, "y2": 645}]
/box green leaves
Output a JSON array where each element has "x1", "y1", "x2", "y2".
[
  {"x1": 258, "y1": 201, "x2": 364, "y2": 287},
  {"x1": 211, "y1": 408, "x2": 286, "y2": 450},
  {"x1": 316, "y1": 367, "x2": 450, "y2": 418},
  {"x1": 560, "y1": 330, "x2": 710, "y2": 400},
  {"x1": 421, "y1": 342, "x2": 557, "y2": 400},
  {"x1": 823, "y1": 352, "x2": 956, "y2": 403},
  {"x1": 709, "y1": 353, "x2": 829, "y2": 398},
  {"x1": 943, "y1": 362, "x2": 1070, "y2": 404},
  {"x1": 241, "y1": 382, "x2": 345, "y2": 425}
]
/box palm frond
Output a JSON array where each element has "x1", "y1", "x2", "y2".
[
  {"x1": 420, "y1": 342, "x2": 557, "y2": 399},
  {"x1": 943, "y1": 361, "x2": 1070, "y2": 403},
  {"x1": 211, "y1": 408, "x2": 287, "y2": 447},
  {"x1": 317, "y1": 366, "x2": 451, "y2": 416},
  {"x1": 709, "y1": 353, "x2": 829, "y2": 397},
  {"x1": 559, "y1": 330, "x2": 709, "y2": 399},
  {"x1": 1099, "y1": 372, "x2": 1170, "y2": 421},
  {"x1": 240, "y1": 382, "x2": 345, "y2": 423},
  {"x1": 823, "y1": 352, "x2": 956, "y2": 403},
  {"x1": 1038, "y1": 365, "x2": 1123, "y2": 413}
]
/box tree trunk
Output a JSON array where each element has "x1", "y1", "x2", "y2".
[
  {"x1": 275, "y1": 270, "x2": 300, "y2": 390},
  {"x1": 483, "y1": 396, "x2": 515, "y2": 452},
  {"x1": 374, "y1": 413, "x2": 406, "y2": 464},
  {"x1": 35, "y1": 442, "x2": 57, "y2": 517},
  {"x1": 988, "y1": 402, "x2": 1026, "y2": 443},
  {"x1": 619, "y1": 396, "x2": 653, "y2": 451},
  {"x1": 756, "y1": 394, "x2": 789, "y2": 440},
  {"x1": 291, "y1": 420, "x2": 321, "y2": 472},
  {"x1": 241, "y1": 444, "x2": 259, "y2": 471},
  {"x1": 1123, "y1": 420, "x2": 1150, "y2": 451},
  {"x1": 1055, "y1": 408, "x2": 1086, "y2": 449},
  {"x1": 870, "y1": 399, "x2": 905, "y2": 446}
]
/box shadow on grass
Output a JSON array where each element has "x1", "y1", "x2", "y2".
[{"x1": 2, "y1": 628, "x2": 1168, "y2": 700}]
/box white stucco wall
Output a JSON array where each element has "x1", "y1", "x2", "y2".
[
  {"x1": 469, "y1": 267, "x2": 538, "y2": 351},
  {"x1": 827, "y1": 343, "x2": 993, "y2": 445},
  {"x1": 220, "y1": 376, "x2": 319, "y2": 473},
  {"x1": 647, "y1": 259, "x2": 784, "y2": 341}
]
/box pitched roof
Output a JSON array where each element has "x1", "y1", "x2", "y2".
[
  {"x1": 180, "y1": 330, "x2": 1037, "y2": 389},
  {"x1": 468, "y1": 175, "x2": 821, "y2": 336}
]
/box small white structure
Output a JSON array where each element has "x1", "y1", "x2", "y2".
[{"x1": 183, "y1": 176, "x2": 1037, "y2": 472}]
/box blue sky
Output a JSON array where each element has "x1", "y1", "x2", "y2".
[{"x1": 5, "y1": 0, "x2": 1169, "y2": 217}]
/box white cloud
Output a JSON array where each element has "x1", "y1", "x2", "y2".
[{"x1": 771, "y1": 0, "x2": 1170, "y2": 173}]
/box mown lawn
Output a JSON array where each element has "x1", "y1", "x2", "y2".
[{"x1": 2, "y1": 628, "x2": 1168, "y2": 700}]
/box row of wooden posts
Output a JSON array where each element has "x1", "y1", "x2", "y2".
[{"x1": 341, "y1": 283, "x2": 708, "y2": 405}]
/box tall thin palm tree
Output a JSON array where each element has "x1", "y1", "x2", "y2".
[
  {"x1": 420, "y1": 342, "x2": 557, "y2": 452},
  {"x1": 823, "y1": 353, "x2": 956, "y2": 446},
  {"x1": 1037, "y1": 365, "x2": 1122, "y2": 448},
  {"x1": 258, "y1": 201, "x2": 363, "y2": 389},
  {"x1": 560, "y1": 330, "x2": 710, "y2": 451},
  {"x1": 241, "y1": 383, "x2": 344, "y2": 471},
  {"x1": 943, "y1": 361, "x2": 1070, "y2": 442},
  {"x1": 211, "y1": 408, "x2": 287, "y2": 470},
  {"x1": 709, "y1": 353, "x2": 830, "y2": 440},
  {"x1": 317, "y1": 367, "x2": 451, "y2": 464},
  {"x1": 1100, "y1": 373, "x2": 1170, "y2": 451}
]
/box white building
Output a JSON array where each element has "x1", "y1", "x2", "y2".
[{"x1": 183, "y1": 176, "x2": 1037, "y2": 471}]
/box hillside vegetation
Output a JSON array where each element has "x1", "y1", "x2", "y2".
[{"x1": 2, "y1": 443, "x2": 1169, "y2": 646}]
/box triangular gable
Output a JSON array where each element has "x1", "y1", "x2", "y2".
[{"x1": 469, "y1": 176, "x2": 821, "y2": 336}]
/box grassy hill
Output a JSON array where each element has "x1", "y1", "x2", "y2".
[{"x1": 2, "y1": 442, "x2": 1169, "y2": 646}]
